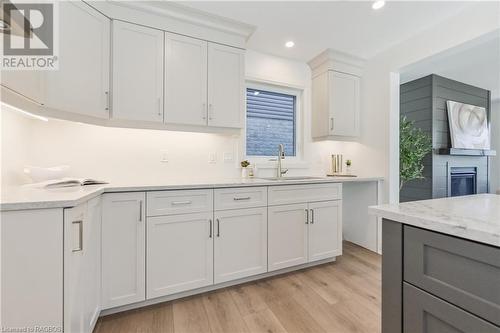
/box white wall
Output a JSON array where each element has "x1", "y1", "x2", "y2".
[
  {"x1": 361, "y1": 2, "x2": 500, "y2": 203},
  {"x1": 1, "y1": 50, "x2": 376, "y2": 187},
  {"x1": 491, "y1": 100, "x2": 500, "y2": 193}
]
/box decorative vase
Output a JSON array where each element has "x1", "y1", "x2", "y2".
[{"x1": 241, "y1": 167, "x2": 249, "y2": 178}]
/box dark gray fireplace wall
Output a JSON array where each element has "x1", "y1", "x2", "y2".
[{"x1": 400, "y1": 74, "x2": 491, "y2": 202}]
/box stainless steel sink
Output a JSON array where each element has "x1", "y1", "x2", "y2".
[{"x1": 258, "y1": 176, "x2": 326, "y2": 181}]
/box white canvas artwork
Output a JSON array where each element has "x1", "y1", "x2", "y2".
[{"x1": 446, "y1": 101, "x2": 490, "y2": 149}]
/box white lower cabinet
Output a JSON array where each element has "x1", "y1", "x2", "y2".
[
  {"x1": 214, "y1": 207, "x2": 268, "y2": 284},
  {"x1": 147, "y1": 212, "x2": 214, "y2": 299},
  {"x1": 64, "y1": 196, "x2": 102, "y2": 333},
  {"x1": 308, "y1": 200, "x2": 342, "y2": 262},
  {"x1": 101, "y1": 192, "x2": 146, "y2": 309},
  {"x1": 268, "y1": 203, "x2": 309, "y2": 271},
  {"x1": 268, "y1": 198, "x2": 342, "y2": 272}
]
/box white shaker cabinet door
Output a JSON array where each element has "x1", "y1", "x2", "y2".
[
  {"x1": 64, "y1": 203, "x2": 87, "y2": 333},
  {"x1": 214, "y1": 207, "x2": 268, "y2": 284},
  {"x1": 83, "y1": 196, "x2": 102, "y2": 331},
  {"x1": 101, "y1": 192, "x2": 146, "y2": 309},
  {"x1": 112, "y1": 21, "x2": 164, "y2": 123},
  {"x1": 329, "y1": 71, "x2": 360, "y2": 136},
  {"x1": 207, "y1": 42, "x2": 244, "y2": 128},
  {"x1": 164, "y1": 33, "x2": 208, "y2": 126},
  {"x1": 268, "y1": 203, "x2": 309, "y2": 271},
  {"x1": 308, "y1": 200, "x2": 342, "y2": 262},
  {"x1": 44, "y1": 1, "x2": 110, "y2": 118},
  {"x1": 147, "y1": 212, "x2": 214, "y2": 299}
]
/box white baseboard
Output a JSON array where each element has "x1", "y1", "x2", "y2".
[{"x1": 100, "y1": 257, "x2": 336, "y2": 316}]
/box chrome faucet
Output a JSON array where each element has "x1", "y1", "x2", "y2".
[{"x1": 276, "y1": 144, "x2": 288, "y2": 178}]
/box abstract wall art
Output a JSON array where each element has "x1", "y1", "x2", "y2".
[{"x1": 446, "y1": 100, "x2": 490, "y2": 149}]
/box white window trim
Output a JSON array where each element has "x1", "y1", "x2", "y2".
[{"x1": 243, "y1": 79, "x2": 306, "y2": 169}]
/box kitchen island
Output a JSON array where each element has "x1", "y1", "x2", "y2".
[{"x1": 370, "y1": 194, "x2": 500, "y2": 333}]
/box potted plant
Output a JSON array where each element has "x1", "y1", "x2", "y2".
[
  {"x1": 400, "y1": 116, "x2": 432, "y2": 190},
  {"x1": 345, "y1": 159, "x2": 352, "y2": 174},
  {"x1": 241, "y1": 160, "x2": 251, "y2": 178}
]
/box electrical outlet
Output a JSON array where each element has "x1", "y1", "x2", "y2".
[
  {"x1": 160, "y1": 150, "x2": 169, "y2": 163},
  {"x1": 223, "y1": 152, "x2": 234, "y2": 163},
  {"x1": 208, "y1": 152, "x2": 217, "y2": 164}
]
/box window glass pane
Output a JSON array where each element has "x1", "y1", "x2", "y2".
[{"x1": 246, "y1": 88, "x2": 296, "y2": 156}]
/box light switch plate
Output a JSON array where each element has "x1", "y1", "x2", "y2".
[
  {"x1": 160, "y1": 150, "x2": 169, "y2": 163},
  {"x1": 223, "y1": 152, "x2": 233, "y2": 163},
  {"x1": 208, "y1": 152, "x2": 217, "y2": 164}
]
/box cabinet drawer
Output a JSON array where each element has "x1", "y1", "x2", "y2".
[
  {"x1": 404, "y1": 226, "x2": 500, "y2": 326},
  {"x1": 214, "y1": 187, "x2": 267, "y2": 210},
  {"x1": 404, "y1": 283, "x2": 500, "y2": 333},
  {"x1": 147, "y1": 189, "x2": 213, "y2": 216},
  {"x1": 268, "y1": 183, "x2": 342, "y2": 206}
]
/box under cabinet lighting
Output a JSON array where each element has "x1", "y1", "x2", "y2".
[
  {"x1": 372, "y1": 1, "x2": 385, "y2": 10},
  {"x1": 1, "y1": 102, "x2": 48, "y2": 121}
]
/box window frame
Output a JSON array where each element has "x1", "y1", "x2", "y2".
[{"x1": 244, "y1": 80, "x2": 304, "y2": 165}]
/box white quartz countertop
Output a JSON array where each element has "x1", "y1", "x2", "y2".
[
  {"x1": 1, "y1": 176, "x2": 383, "y2": 211},
  {"x1": 369, "y1": 194, "x2": 500, "y2": 247}
]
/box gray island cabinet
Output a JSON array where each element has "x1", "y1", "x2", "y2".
[{"x1": 370, "y1": 194, "x2": 500, "y2": 333}]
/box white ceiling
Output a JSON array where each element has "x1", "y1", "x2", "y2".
[
  {"x1": 401, "y1": 31, "x2": 500, "y2": 100},
  {"x1": 182, "y1": 1, "x2": 473, "y2": 61}
]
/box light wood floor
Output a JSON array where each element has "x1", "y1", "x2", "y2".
[{"x1": 94, "y1": 242, "x2": 381, "y2": 333}]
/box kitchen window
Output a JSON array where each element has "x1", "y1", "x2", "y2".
[{"x1": 246, "y1": 84, "x2": 301, "y2": 158}]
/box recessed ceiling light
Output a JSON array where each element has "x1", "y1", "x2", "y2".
[
  {"x1": 372, "y1": 0, "x2": 385, "y2": 10},
  {"x1": 285, "y1": 41, "x2": 295, "y2": 48}
]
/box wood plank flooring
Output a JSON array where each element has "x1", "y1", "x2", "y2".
[{"x1": 94, "y1": 242, "x2": 381, "y2": 333}]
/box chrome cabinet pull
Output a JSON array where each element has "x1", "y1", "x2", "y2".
[
  {"x1": 233, "y1": 197, "x2": 251, "y2": 201},
  {"x1": 208, "y1": 103, "x2": 213, "y2": 120},
  {"x1": 157, "y1": 98, "x2": 162, "y2": 116},
  {"x1": 171, "y1": 200, "x2": 192, "y2": 205},
  {"x1": 209, "y1": 219, "x2": 213, "y2": 238},
  {"x1": 72, "y1": 220, "x2": 83, "y2": 252},
  {"x1": 105, "y1": 91, "x2": 110, "y2": 111},
  {"x1": 202, "y1": 103, "x2": 207, "y2": 120},
  {"x1": 305, "y1": 209, "x2": 309, "y2": 224},
  {"x1": 330, "y1": 117, "x2": 334, "y2": 131},
  {"x1": 216, "y1": 218, "x2": 220, "y2": 237},
  {"x1": 138, "y1": 200, "x2": 143, "y2": 222},
  {"x1": 310, "y1": 209, "x2": 314, "y2": 224}
]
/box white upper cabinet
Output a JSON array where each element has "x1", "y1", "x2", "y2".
[
  {"x1": 329, "y1": 71, "x2": 360, "y2": 136},
  {"x1": 164, "y1": 33, "x2": 208, "y2": 126},
  {"x1": 112, "y1": 21, "x2": 164, "y2": 123},
  {"x1": 44, "y1": 1, "x2": 110, "y2": 119},
  {"x1": 208, "y1": 43, "x2": 245, "y2": 128},
  {"x1": 309, "y1": 49, "x2": 363, "y2": 139},
  {"x1": 1, "y1": 70, "x2": 45, "y2": 105}
]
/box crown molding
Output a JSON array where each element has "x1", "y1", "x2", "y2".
[
  {"x1": 85, "y1": 1, "x2": 255, "y2": 48},
  {"x1": 112, "y1": 1, "x2": 255, "y2": 40},
  {"x1": 308, "y1": 49, "x2": 365, "y2": 77}
]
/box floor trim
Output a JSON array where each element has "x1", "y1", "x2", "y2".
[{"x1": 100, "y1": 257, "x2": 336, "y2": 316}]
